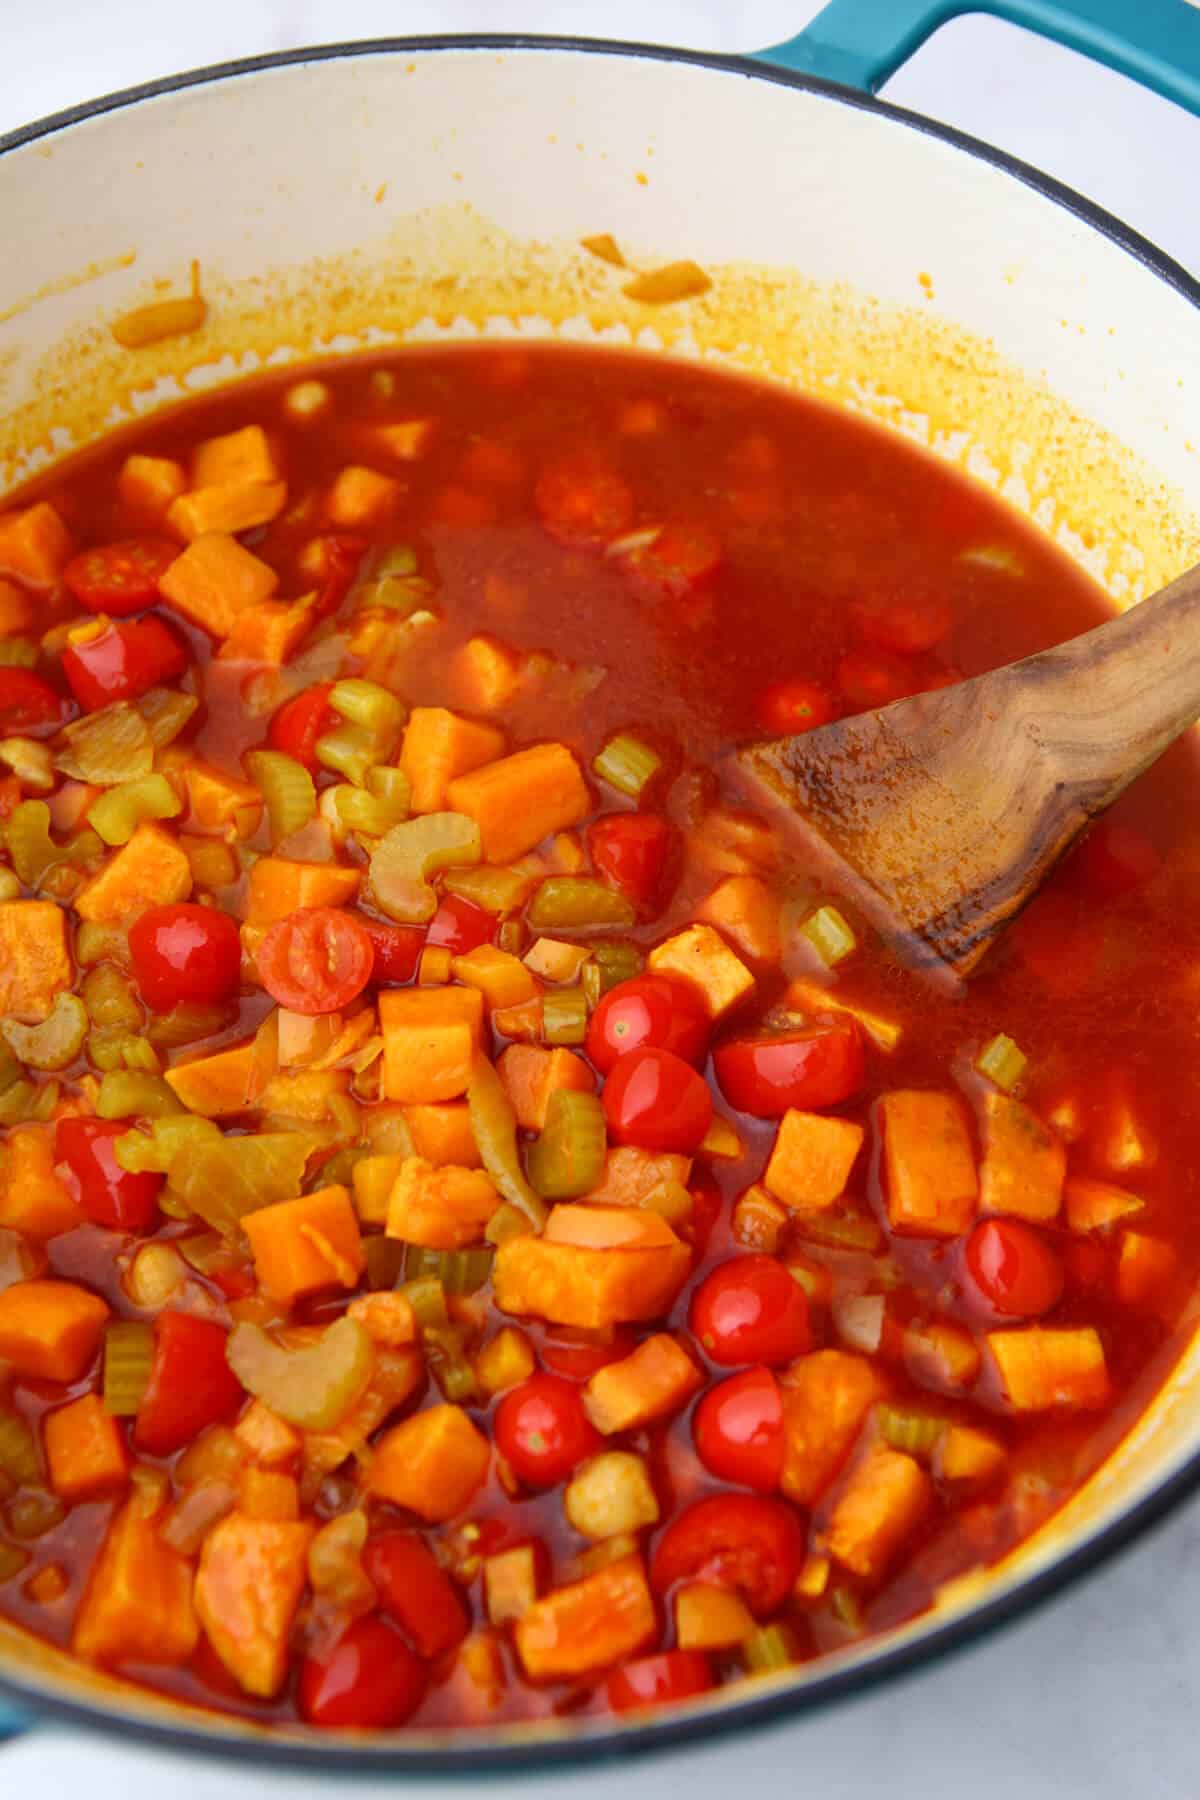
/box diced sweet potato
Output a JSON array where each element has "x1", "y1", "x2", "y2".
[
  {"x1": 675, "y1": 1582, "x2": 756, "y2": 1651},
  {"x1": 453, "y1": 636, "x2": 523, "y2": 712},
  {"x1": 785, "y1": 977, "x2": 903, "y2": 1053},
  {"x1": 194, "y1": 424, "x2": 281, "y2": 488},
  {"x1": 401, "y1": 706, "x2": 506, "y2": 813},
  {"x1": 345, "y1": 1291, "x2": 417, "y2": 1348},
  {"x1": 475, "y1": 1326, "x2": 535, "y2": 1396},
  {"x1": 185, "y1": 759, "x2": 264, "y2": 834},
  {"x1": 234, "y1": 1401, "x2": 303, "y2": 1469},
  {"x1": 74, "y1": 1486, "x2": 198, "y2": 1668},
  {"x1": 648, "y1": 924, "x2": 755, "y2": 1019},
  {"x1": 402, "y1": 1102, "x2": 482, "y2": 1168},
  {"x1": 0, "y1": 578, "x2": 32, "y2": 634},
  {"x1": 44, "y1": 1393, "x2": 130, "y2": 1501},
  {"x1": 498, "y1": 1043, "x2": 594, "y2": 1131},
  {"x1": 585, "y1": 1145, "x2": 691, "y2": 1208},
  {"x1": 243, "y1": 1185, "x2": 364, "y2": 1304},
  {"x1": 1116, "y1": 1231, "x2": 1178, "y2": 1306},
  {"x1": 159, "y1": 532, "x2": 279, "y2": 637},
  {"x1": 386, "y1": 1156, "x2": 499, "y2": 1248},
  {"x1": 0, "y1": 502, "x2": 71, "y2": 587},
  {"x1": 75, "y1": 822, "x2": 192, "y2": 924},
  {"x1": 0, "y1": 1279, "x2": 108, "y2": 1382},
  {"x1": 168, "y1": 481, "x2": 287, "y2": 541},
  {"x1": 779, "y1": 1349, "x2": 889, "y2": 1506},
  {"x1": 452, "y1": 945, "x2": 538, "y2": 1009},
  {"x1": 696, "y1": 874, "x2": 781, "y2": 964},
  {"x1": 583, "y1": 1333, "x2": 702, "y2": 1433},
  {"x1": 379, "y1": 986, "x2": 484, "y2": 1103},
  {"x1": 446, "y1": 742, "x2": 590, "y2": 864},
  {"x1": 218, "y1": 594, "x2": 314, "y2": 666},
  {"x1": 194, "y1": 1510, "x2": 316, "y2": 1697},
  {"x1": 978, "y1": 1092, "x2": 1064, "y2": 1223},
  {"x1": 763, "y1": 1109, "x2": 864, "y2": 1212},
  {"x1": 164, "y1": 1040, "x2": 259, "y2": 1117},
  {"x1": 933, "y1": 1425, "x2": 1006, "y2": 1488},
  {"x1": 0, "y1": 1124, "x2": 81, "y2": 1240},
  {"x1": 1065, "y1": 1175, "x2": 1143, "y2": 1233},
  {"x1": 904, "y1": 1320, "x2": 981, "y2": 1392},
  {"x1": 0, "y1": 900, "x2": 72, "y2": 1021},
  {"x1": 514, "y1": 1555, "x2": 655, "y2": 1680},
  {"x1": 244, "y1": 856, "x2": 361, "y2": 927},
  {"x1": 118, "y1": 453, "x2": 187, "y2": 518},
  {"x1": 351, "y1": 1152, "x2": 406, "y2": 1225},
  {"x1": 879, "y1": 1090, "x2": 977, "y2": 1237},
  {"x1": 494, "y1": 1233, "x2": 690, "y2": 1329},
  {"x1": 364, "y1": 1404, "x2": 489, "y2": 1520},
  {"x1": 987, "y1": 1327, "x2": 1109, "y2": 1410},
  {"x1": 327, "y1": 465, "x2": 402, "y2": 526},
  {"x1": 825, "y1": 1444, "x2": 932, "y2": 1580}
]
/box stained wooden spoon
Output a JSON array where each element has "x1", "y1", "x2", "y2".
[{"x1": 736, "y1": 561, "x2": 1200, "y2": 985}]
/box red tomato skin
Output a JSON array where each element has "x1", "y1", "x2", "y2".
[
  {"x1": 622, "y1": 522, "x2": 722, "y2": 600},
  {"x1": 686, "y1": 1173, "x2": 724, "y2": 1258},
  {"x1": 310, "y1": 535, "x2": 367, "y2": 619},
  {"x1": 650, "y1": 1494, "x2": 805, "y2": 1616},
  {"x1": 754, "y1": 678, "x2": 837, "y2": 736},
  {"x1": 298, "y1": 1615, "x2": 427, "y2": 1729},
  {"x1": 588, "y1": 813, "x2": 676, "y2": 913},
  {"x1": 586, "y1": 974, "x2": 710, "y2": 1076},
  {"x1": 61, "y1": 617, "x2": 188, "y2": 710},
  {"x1": 358, "y1": 916, "x2": 425, "y2": 985},
  {"x1": 541, "y1": 1328, "x2": 638, "y2": 1381},
  {"x1": 55, "y1": 1118, "x2": 161, "y2": 1232},
  {"x1": 63, "y1": 539, "x2": 177, "y2": 616},
  {"x1": 267, "y1": 682, "x2": 338, "y2": 770},
  {"x1": 426, "y1": 895, "x2": 495, "y2": 955},
  {"x1": 362, "y1": 1533, "x2": 470, "y2": 1659},
  {"x1": 493, "y1": 1373, "x2": 601, "y2": 1488},
  {"x1": 965, "y1": 1219, "x2": 1065, "y2": 1317},
  {"x1": 693, "y1": 1367, "x2": 785, "y2": 1492},
  {"x1": 607, "y1": 1651, "x2": 713, "y2": 1713},
  {"x1": 257, "y1": 907, "x2": 375, "y2": 1015},
  {"x1": 837, "y1": 649, "x2": 913, "y2": 711},
  {"x1": 689, "y1": 1255, "x2": 812, "y2": 1367},
  {"x1": 713, "y1": 1025, "x2": 864, "y2": 1119},
  {"x1": 603, "y1": 1048, "x2": 713, "y2": 1154},
  {"x1": 0, "y1": 668, "x2": 68, "y2": 735},
  {"x1": 534, "y1": 457, "x2": 635, "y2": 548},
  {"x1": 134, "y1": 1312, "x2": 244, "y2": 1455},
  {"x1": 128, "y1": 902, "x2": 242, "y2": 1012}
]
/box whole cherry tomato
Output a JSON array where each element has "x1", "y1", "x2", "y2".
[
  {"x1": 426, "y1": 894, "x2": 495, "y2": 955},
  {"x1": 692, "y1": 1366, "x2": 785, "y2": 1492},
  {"x1": 0, "y1": 668, "x2": 68, "y2": 734},
  {"x1": 836, "y1": 648, "x2": 913, "y2": 711},
  {"x1": 965, "y1": 1218, "x2": 1065, "y2": 1317},
  {"x1": 535, "y1": 455, "x2": 635, "y2": 548},
  {"x1": 650, "y1": 1494, "x2": 805, "y2": 1616},
  {"x1": 622, "y1": 522, "x2": 722, "y2": 600},
  {"x1": 257, "y1": 907, "x2": 374, "y2": 1015},
  {"x1": 587, "y1": 814, "x2": 676, "y2": 913},
  {"x1": 134, "y1": 1312, "x2": 244, "y2": 1455},
  {"x1": 299, "y1": 1615, "x2": 427, "y2": 1729},
  {"x1": 607, "y1": 1651, "x2": 713, "y2": 1714},
  {"x1": 55, "y1": 1117, "x2": 161, "y2": 1232},
  {"x1": 61, "y1": 616, "x2": 188, "y2": 710},
  {"x1": 713, "y1": 1023, "x2": 864, "y2": 1119},
  {"x1": 754, "y1": 678, "x2": 836, "y2": 736},
  {"x1": 853, "y1": 592, "x2": 952, "y2": 655},
  {"x1": 362, "y1": 1533, "x2": 470, "y2": 1659},
  {"x1": 586, "y1": 973, "x2": 710, "y2": 1075},
  {"x1": 267, "y1": 681, "x2": 338, "y2": 770},
  {"x1": 689, "y1": 1255, "x2": 812, "y2": 1366},
  {"x1": 493, "y1": 1372, "x2": 601, "y2": 1488},
  {"x1": 63, "y1": 538, "x2": 177, "y2": 615},
  {"x1": 357, "y1": 916, "x2": 425, "y2": 985},
  {"x1": 602, "y1": 1047, "x2": 713, "y2": 1154},
  {"x1": 128, "y1": 902, "x2": 242, "y2": 1012}
]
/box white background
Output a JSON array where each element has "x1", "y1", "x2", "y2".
[{"x1": 4, "y1": 5, "x2": 1200, "y2": 1796}]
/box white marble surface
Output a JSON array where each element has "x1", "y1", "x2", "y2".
[{"x1": 3, "y1": 4, "x2": 1200, "y2": 1796}]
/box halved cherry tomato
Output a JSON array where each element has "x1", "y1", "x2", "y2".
[
  {"x1": 622, "y1": 522, "x2": 722, "y2": 600},
  {"x1": 62, "y1": 616, "x2": 188, "y2": 710},
  {"x1": 854, "y1": 592, "x2": 952, "y2": 655},
  {"x1": 686, "y1": 1172, "x2": 724, "y2": 1258},
  {"x1": 965, "y1": 1218, "x2": 1065, "y2": 1317},
  {"x1": 586, "y1": 973, "x2": 710, "y2": 1075},
  {"x1": 426, "y1": 894, "x2": 495, "y2": 955},
  {"x1": 267, "y1": 681, "x2": 338, "y2": 770},
  {"x1": 309, "y1": 534, "x2": 367, "y2": 618},
  {"x1": 55, "y1": 1117, "x2": 161, "y2": 1232},
  {"x1": 587, "y1": 814, "x2": 677, "y2": 912},
  {"x1": 128, "y1": 902, "x2": 242, "y2": 1012},
  {"x1": 540, "y1": 1327, "x2": 638, "y2": 1381},
  {"x1": 493, "y1": 1372, "x2": 601, "y2": 1488},
  {"x1": 1069, "y1": 818, "x2": 1161, "y2": 898},
  {"x1": 362, "y1": 1532, "x2": 470, "y2": 1659},
  {"x1": 754, "y1": 678, "x2": 836, "y2": 736},
  {"x1": 836, "y1": 648, "x2": 913, "y2": 711},
  {"x1": 134, "y1": 1312, "x2": 244, "y2": 1455},
  {"x1": 534, "y1": 456, "x2": 635, "y2": 548},
  {"x1": 299, "y1": 1615, "x2": 427, "y2": 1729},
  {"x1": 0, "y1": 668, "x2": 68, "y2": 734},
  {"x1": 689, "y1": 1255, "x2": 812, "y2": 1366},
  {"x1": 358, "y1": 916, "x2": 425, "y2": 985},
  {"x1": 602, "y1": 1047, "x2": 713, "y2": 1153},
  {"x1": 63, "y1": 538, "x2": 177, "y2": 616},
  {"x1": 713, "y1": 1023, "x2": 864, "y2": 1119},
  {"x1": 258, "y1": 907, "x2": 374, "y2": 1016},
  {"x1": 692, "y1": 1367, "x2": 784, "y2": 1492},
  {"x1": 607, "y1": 1650, "x2": 713, "y2": 1714},
  {"x1": 650, "y1": 1493, "x2": 805, "y2": 1616}
]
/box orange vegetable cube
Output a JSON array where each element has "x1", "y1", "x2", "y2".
[
  {"x1": 446, "y1": 742, "x2": 590, "y2": 864},
  {"x1": 386, "y1": 1156, "x2": 499, "y2": 1249},
  {"x1": 825, "y1": 1444, "x2": 932, "y2": 1580},
  {"x1": 365, "y1": 1404, "x2": 490, "y2": 1520},
  {"x1": 244, "y1": 856, "x2": 361, "y2": 927},
  {"x1": 454, "y1": 635, "x2": 522, "y2": 711},
  {"x1": 351, "y1": 1151, "x2": 407, "y2": 1225},
  {"x1": 785, "y1": 977, "x2": 903, "y2": 1053},
  {"x1": 400, "y1": 706, "x2": 506, "y2": 813},
  {"x1": 243, "y1": 1184, "x2": 364, "y2": 1304},
  {"x1": 379, "y1": 985, "x2": 485, "y2": 1103},
  {"x1": 164, "y1": 1040, "x2": 260, "y2": 1117},
  {"x1": 514, "y1": 1555, "x2": 655, "y2": 1681},
  {"x1": 218, "y1": 594, "x2": 314, "y2": 666},
  {"x1": 583, "y1": 1333, "x2": 702, "y2": 1434},
  {"x1": 0, "y1": 578, "x2": 33, "y2": 634},
  {"x1": 764, "y1": 1109, "x2": 864, "y2": 1212},
  {"x1": 345, "y1": 1291, "x2": 417, "y2": 1348},
  {"x1": 193, "y1": 424, "x2": 281, "y2": 488},
  {"x1": 1116, "y1": 1231, "x2": 1178, "y2": 1306},
  {"x1": 194, "y1": 1510, "x2": 316, "y2": 1697},
  {"x1": 159, "y1": 532, "x2": 279, "y2": 638},
  {"x1": 327, "y1": 465, "x2": 402, "y2": 526},
  {"x1": 452, "y1": 945, "x2": 539, "y2": 1010},
  {"x1": 904, "y1": 1320, "x2": 981, "y2": 1392},
  {"x1": 118, "y1": 453, "x2": 187, "y2": 518},
  {"x1": 74, "y1": 1488, "x2": 198, "y2": 1668},
  {"x1": 494, "y1": 1232, "x2": 690, "y2": 1329},
  {"x1": 675, "y1": 1582, "x2": 756, "y2": 1651},
  {"x1": 168, "y1": 480, "x2": 288, "y2": 541},
  {"x1": 238, "y1": 1467, "x2": 300, "y2": 1522},
  {"x1": 732, "y1": 1184, "x2": 789, "y2": 1251},
  {"x1": 402, "y1": 1102, "x2": 482, "y2": 1168},
  {"x1": 779, "y1": 1350, "x2": 889, "y2": 1507},
  {"x1": 371, "y1": 419, "x2": 436, "y2": 461},
  {"x1": 0, "y1": 1279, "x2": 108, "y2": 1382},
  {"x1": 696, "y1": 874, "x2": 781, "y2": 964},
  {"x1": 43, "y1": 1394, "x2": 130, "y2": 1502},
  {"x1": 0, "y1": 1125, "x2": 82, "y2": 1241},
  {"x1": 978, "y1": 1092, "x2": 1064, "y2": 1223},
  {"x1": 0, "y1": 502, "x2": 71, "y2": 587},
  {"x1": 1065, "y1": 1176, "x2": 1143, "y2": 1233},
  {"x1": 647, "y1": 924, "x2": 755, "y2": 1019},
  {"x1": 184, "y1": 759, "x2": 264, "y2": 834},
  {"x1": 933, "y1": 1425, "x2": 1006, "y2": 1487},
  {"x1": 0, "y1": 900, "x2": 71, "y2": 1023},
  {"x1": 234, "y1": 1402, "x2": 303, "y2": 1469},
  {"x1": 497, "y1": 1043, "x2": 594, "y2": 1131},
  {"x1": 74, "y1": 822, "x2": 192, "y2": 924},
  {"x1": 475, "y1": 1325, "x2": 535, "y2": 1396},
  {"x1": 987, "y1": 1327, "x2": 1109, "y2": 1410},
  {"x1": 879, "y1": 1090, "x2": 977, "y2": 1237}
]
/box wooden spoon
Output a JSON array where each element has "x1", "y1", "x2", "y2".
[{"x1": 735, "y1": 561, "x2": 1200, "y2": 986}]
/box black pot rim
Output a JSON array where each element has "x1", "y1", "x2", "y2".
[{"x1": 2, "y1": 30, "x2": 1198, "y2": 1774}]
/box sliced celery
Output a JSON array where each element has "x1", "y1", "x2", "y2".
[
  {"x1": 330, "y1": 764, "x2": 410, "y2": 837},
  {"x1": 369, "y1": 812, "x2": 482, "y2": 923},
  {"x1": 1, "y1": 993, "x2": 88, "y2": 1071},
  {"x1": 102, "y1": 1321, "x2": 154, "y2": 1417},
  {"x1": 6, "y1": 801, "x2": 102, "y2": 888},
  {"x1": 800, "y1": 904, "x2": 857, "y2": 968},
  {"x1": 468, "y1": 1059, "x2": 548, "y2": 1230},
  {"x1": 244, "y1": 749, "x2": 316, "y2": 846},
  {"x1": 485, "y1": 1201, "x2": 538, "y2": 1247},
  {"x1": 0, "y1": 639, "x2": 37, "y2": 669},
  {"x1": 0, "y1": 1410, "x2": 39, "y2": 1485},
  {"x1": 226, "y1": 1317, "x2": 373, "y2": 1430},
  {"x1": 581, "y1": 940, "x2": 645, "y2": 1007},
  {"x1": 742, "y1": 1623, "x2": 802, "y2": 1672},
  {"x1": 527, "y1": 877, "x2": 636, "y2": 931},
  {"x1": 364, "y1": 1234, "x2": 407, "y2": 1291},
  {"x1": 975, "y1": 1032, "x2": 1028, "y2": 1093},
  {"x1": 403, "y1": 1245, "x2": 495, "y2": 1295},
  {"x1": 96, "y1": 1071, "x2": 182, "y2": 1120},
  {"x1": 82, "y1": 965, "x2": 140, "y2": 1031},
  {"x1": 876, "y1": 1403, "x2": 945, "y2": 1459},
  {"x1": 330, "y1": 678, "x2": 406, "y2": 738},
  {"x1": 830, "y1": 1588, "x2": 865, "y2": 1633},
  {"x1": 398, "y1": 1275, "x2": 450, "y2": 1333},
  {"x1": 425, "y1": 1324, "x2": 479, "y2": 1403},
  {"x1": 315, "y1": 720, "x2": 385, "y2": 787},
  {"x1": 592, "y1": 733, "x2": 663, "y2": 799},
  {"x1": 443, "y1": 865, "x2": 535, "y2": 916},
  {"x1": 541, "y1": 990, "x2": 588, "y2": 1046},
  {"x1": 87, "y1": 773, "x2": 181, "y2": 847},
  {"x1": 528, "y1": 1090, "x2": 607, "y2": 1199}
]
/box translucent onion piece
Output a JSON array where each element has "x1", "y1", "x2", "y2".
[
  {"x1": 308, "y1": 1509, "x2": 375, "y2": 1609},
  {"x1": 56, "y1": 701, "x2": 154, "y2": 785},
  {"x1": 369, "y1": 812, "x2": 481, "y2": 924},
  {"x1": 88, "y1": 774, "x2": 182, "y2": 847},
  {"x1": 96, "y1": 1071, "x2": 183, "y2": 1119},
  {"x1": 137, "y1": 687, "x2": 200, "y2": 749}
]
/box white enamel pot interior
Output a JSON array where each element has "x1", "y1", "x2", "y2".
[{"x1": 2, "y1": 35, "x2": 1200, "y2": 1770}]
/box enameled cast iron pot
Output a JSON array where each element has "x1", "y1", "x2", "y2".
[{"x1": 2, "y1": 0, "x2": 1200, "y2": 1767}]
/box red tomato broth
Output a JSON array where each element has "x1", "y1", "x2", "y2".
[{"x1": 0, "y1": 341, "x2": 1197, "y2": 1732}]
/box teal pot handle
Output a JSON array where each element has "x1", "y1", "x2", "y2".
[
  {"x1": 758, "y1": 0, "x2": 1200, "y2": 116},
  {"x1": 0, "y1": 1696, "x2": 30, "y2": 1741}
]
